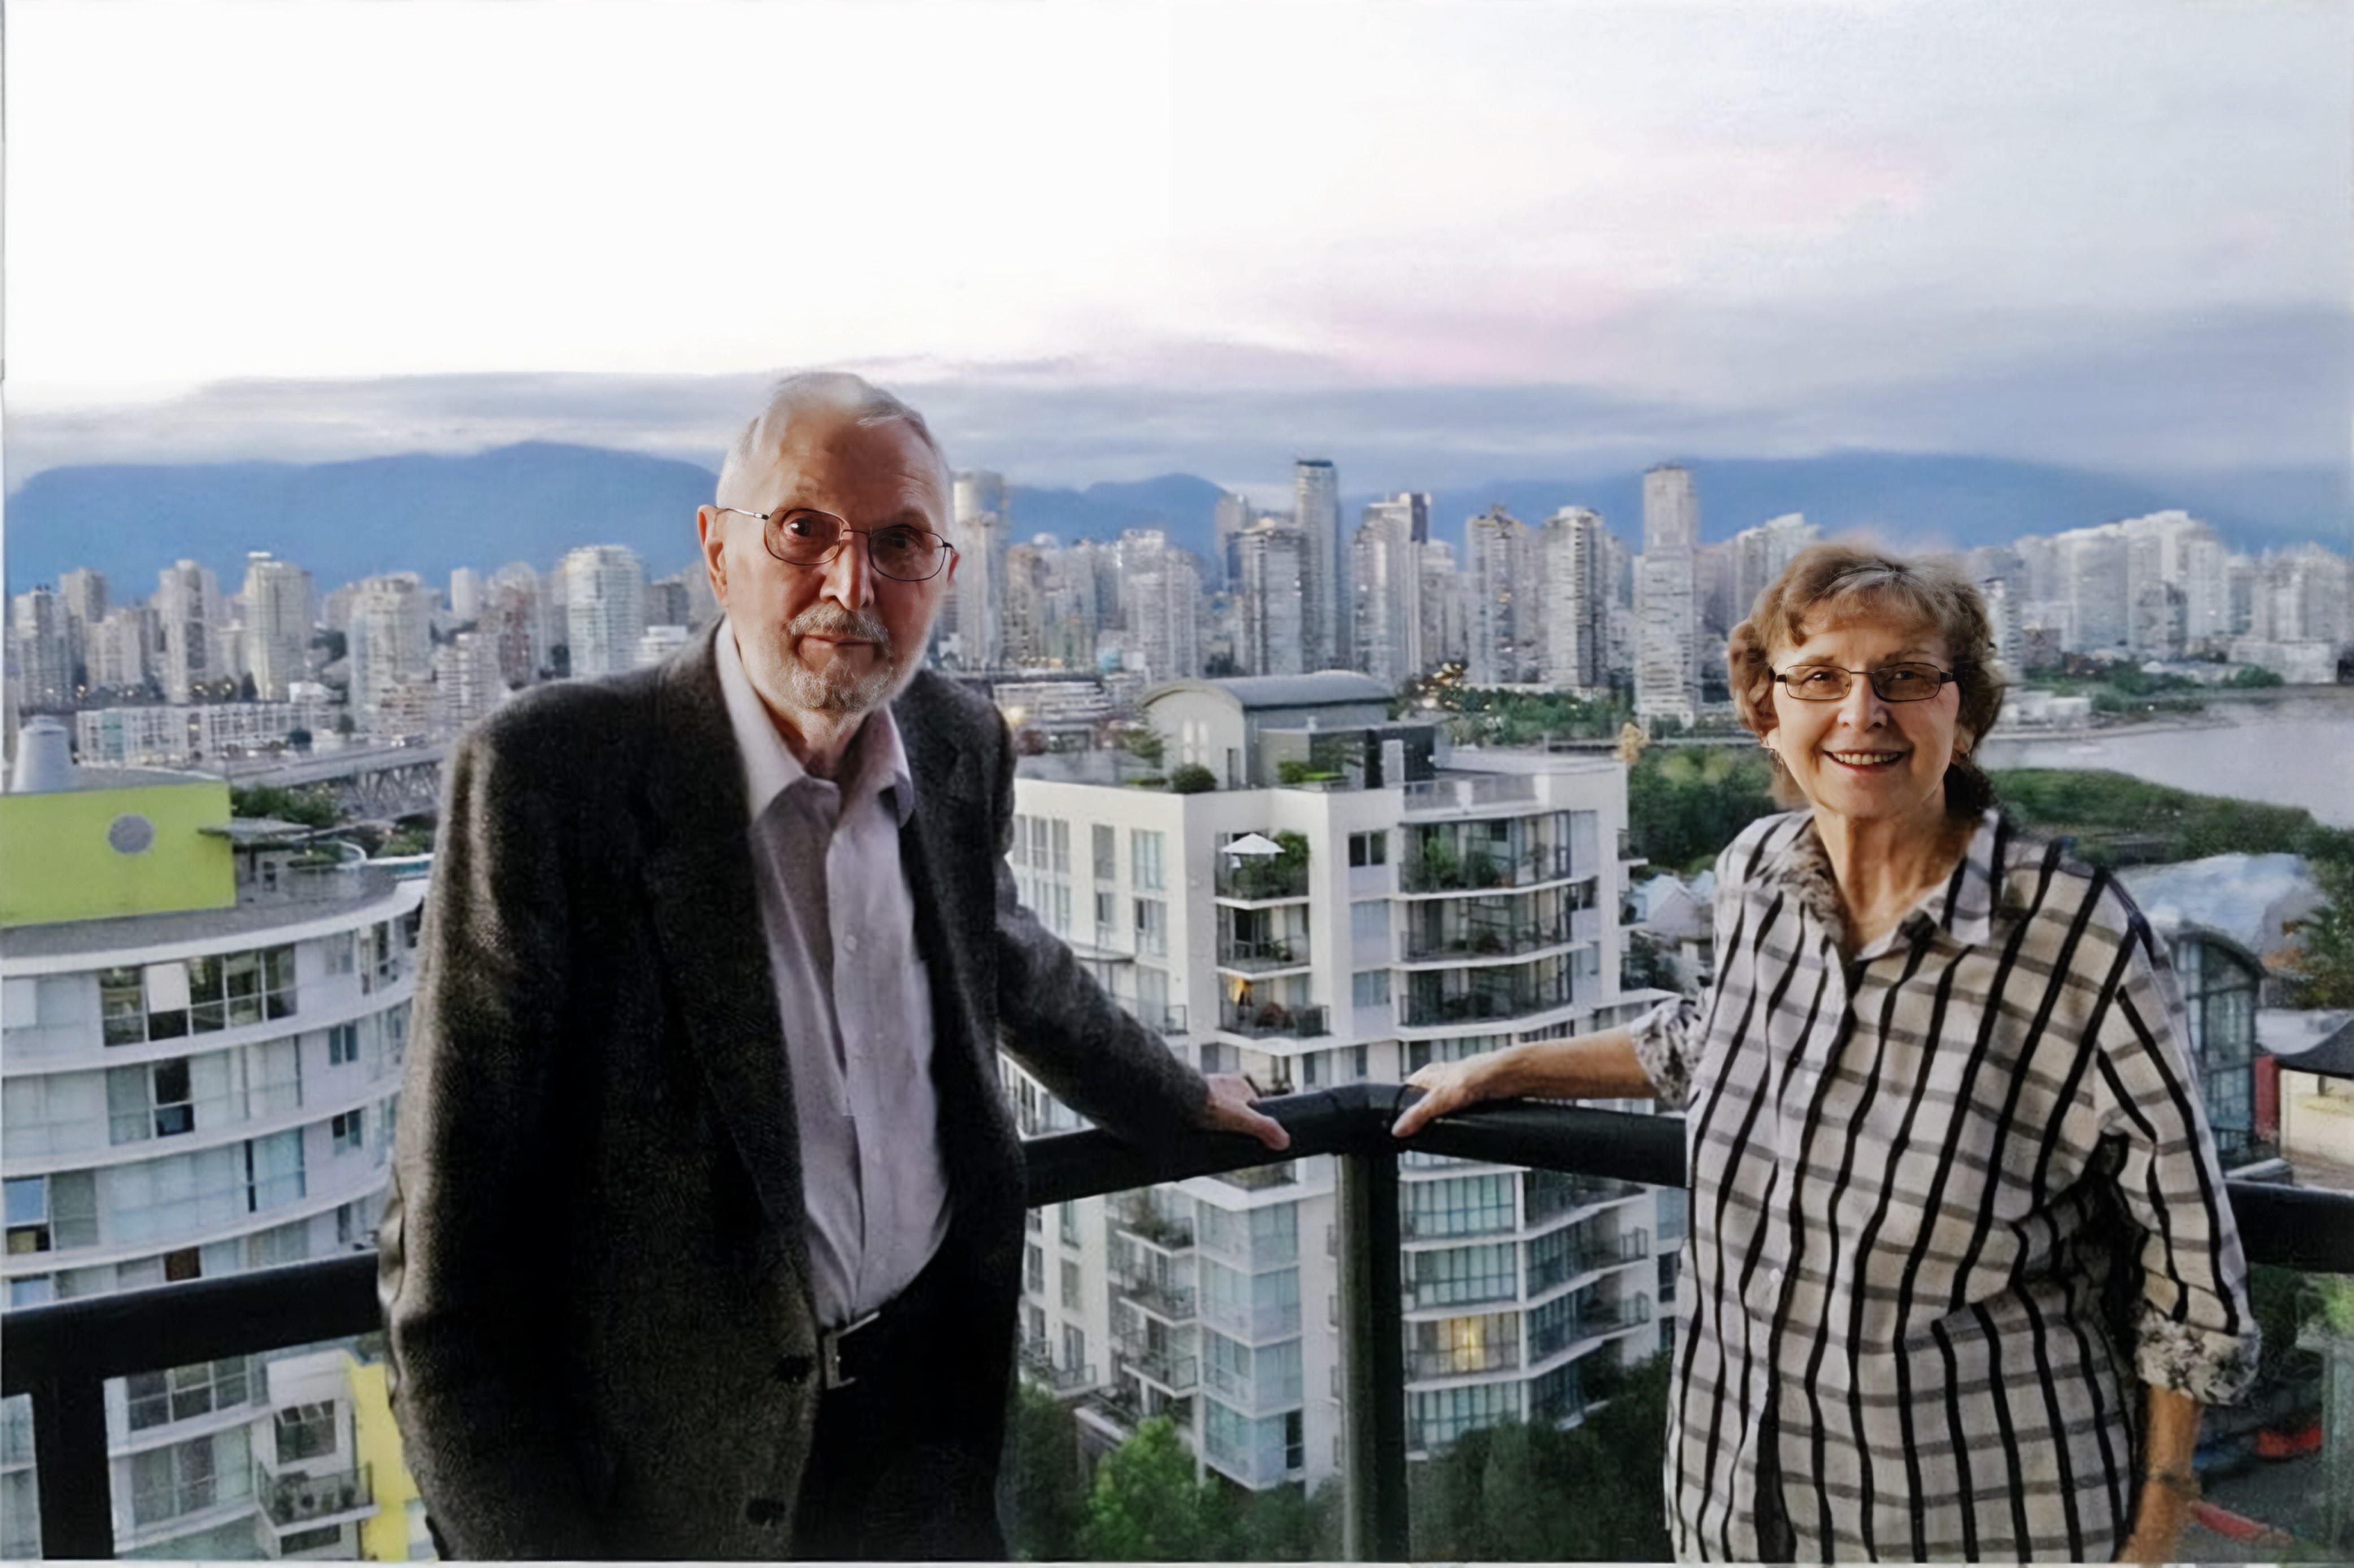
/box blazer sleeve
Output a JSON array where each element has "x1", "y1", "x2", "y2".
[
  {"x1": 377, "y1": 718, "x2": 607, "y2": 1559},
  {"x1": 979, "y1": 715, "x2": 1211, "y2": 1150}
]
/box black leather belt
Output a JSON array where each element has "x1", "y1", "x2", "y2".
[
  {"x1": 819, "y1": 1308, "x2": 883, "y2": 1391},
  {"x1": 816, "y1": 1252, "x2": 955, "y2": 1392}
]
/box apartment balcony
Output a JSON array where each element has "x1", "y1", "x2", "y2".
[
  {"x1": 6, "y1": 1090, "x2": 2347, "y2": 1561},
  {"x1": 1146, "y1": 1003, "x2": 1188, "y2": 1036},
  {"x1": 257, "y1": 1461, "x2": 373, "y2": 1530},
  {"x1": 1399, "y1": 774, "x2": 1541, "y2": 815},
  {"x1": 1213, "y1": 858, "x2": 1310, "y2": 903},
  {"x1": 1114, "y1": 1336, "x2": 1198, "y2": 1395},
  {"x1": 1528, "y1": 1295, "x2": 1653, "y2": 1362},
  {"x1": 1215, "y1": 937, "x2": 1313, "y2": 976},
  {"x1": 1398, "y1": 913, "x2": 1576, "y2": 966},
  {"x1": 1110, "y1": 1196, "x2": 1195, "y2": 1253},
  {"x1": 1397, "y1": 843, "x2": 1575, "y2": 896},
  {"x1": 1018, "y1": 1338, "x2": 1097, "y2": 1394},
  {"x1": 1218, "y1": 1001, "x2": 1330, "y2": 1040},
  {"x1": 1405, "y1": 1342, "x2": 1521, "y2": 1381},
  {"x1": 1112, "y1": 1263, "x2": 1198, "y2": 1323},
  {"x1": 1399, "y1": 972, "x2": 1573, "y2": 1028},
  {"x1": 1523, "y1": 1170, "x2": 1645, "y2": 1224}
]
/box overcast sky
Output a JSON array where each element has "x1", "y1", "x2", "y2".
[{"x1": 6, "y1": 0, "x2": 2348, "y2": 489}]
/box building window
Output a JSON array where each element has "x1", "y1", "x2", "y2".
[
  {"x1": 360, "y1": 924, "x2": 394, "y2": 992},
  {"x1": 331, "y1": 1110, "x2": 365, "y2": 1154},
  {"x1": 324, "y1": 933, "x2": 357, "y2": 976},
  {"x1": 107, "y1": 1058, "x2": 198, "y2": 1144},
  {"x1": 129, "y1": 1430, "x2": 246, "y2": 1527},
  {"x1": 1050, "y1": 819, "x2": 1072, "y2": 876},
  {"x1": 1062, "y1": 1324, "x2": 1087, "y2": 1374},
  {"x1": 245, "y1": 1130, "x2": 306, "y2": 1212},
  {"x1": 1132, "y1": 830, "x2": 1166, "y2": 892},
  {"x1": 1060, "y1": 1203, "x2": 1082, "y2": 1247},
  {"x1": 6, "y1": 1171, "x2": 97, "y2": 1254},
  {"x1": 280, "y1": 1524, "x2": 344, "y2": 1553},
  {"x1": 127, "y1": 1357, "x2": 253, "y2": 1432},
  {"x1": 1025, "y1": 1244, "x2": 1044, "y2": 1295},
  {"x1": 1350, "y1": 900, "x2": 1390, "y2": 942},
  {"x1": 1409, "y1": 1311, "x2": 1521, "y2": 1377},
  {"x1": 247, "y1": 1219, "x2": 310, "y2": 1269},
  {"x1": 1408, "y1": 1381, "x2": 1522, "y2": 1450},
  {"x1": 1135, "y1": 899, "x2": 1168, "y2": 958},
  {"x1": 327, "y1": 1023, "x2": 361, "y2": 1066},
  {"x1": 100, "y1": 946, "x2": 297, "y2": 1045},
  {"x1": 275, "y1": 1401, "x2": 338, "y2": 1463},
  {"x1": 9, "y1": 1277, "x2": 54, "y2": 1308},
  {"x1": 1352, "y1": 970, "x2": 1391, "y2": 1007},
  {"x1": 1406, "y1": 1243, "x2": 1517, "y2": 1308},
  {"x1": 1406, "y1": 1172, "x2": 1515, "y2": 1239},
  {"x1": 1093, "y1": 824, "x2": 1117, "y2": 883},
  {"x1": 1060, "y1": 1259, "x2": 1083, "y2": 1308},
  {"x1": 1349, "y1": 832, "x2": 1388, "y2": 867}
]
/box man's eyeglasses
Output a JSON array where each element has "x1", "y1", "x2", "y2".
[
  {"x1": 1772, "y1": 662, "x2": 1956, "y2": 702},
  {"x1": 718, "y1": 507, "x2": 957, "y2": 582}
]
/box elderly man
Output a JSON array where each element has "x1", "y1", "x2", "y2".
[{"x1": 379, "y1": 372, "x2": 1285, "y2": 1560}]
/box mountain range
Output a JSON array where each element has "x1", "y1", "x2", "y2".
[{"x1": 6, "y1": 443, "x2": 2344, "y2": 597}]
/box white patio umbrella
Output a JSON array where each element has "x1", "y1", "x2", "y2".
[{"x1": 1222, "y1": 832, "x2": 1282, "y2": 858}]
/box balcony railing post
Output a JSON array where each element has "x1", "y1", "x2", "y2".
[
  {"x1": 30, "y1": 1373, "x2": 114, "y2": 1560},
  {"x1": 1337, "y1": 1143, "x2": 1409, "y2": 1561}
]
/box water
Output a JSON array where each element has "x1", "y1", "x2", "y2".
[{"x1": 1978, "y1": 693, "x2": 2354, "y2": 828}]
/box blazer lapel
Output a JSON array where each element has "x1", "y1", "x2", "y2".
[{"x1": 640, "y1": 626, "x2": 811, "y2": 1262}]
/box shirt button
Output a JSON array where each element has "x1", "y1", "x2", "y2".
[
  {"x1": 1769, "y1": 1268, "x2": 1785, "y2": 1287},
  {"x1": 843, "y1": 934, "x2": 860, "y2": 954}
]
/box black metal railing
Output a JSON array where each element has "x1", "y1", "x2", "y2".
[{"x1": 7, "y1": 1087, "x2": 2354, "y2": 1560}]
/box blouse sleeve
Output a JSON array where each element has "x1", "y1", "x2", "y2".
[
  {"x1": 2088, "y1": 896, "x2": 2262, "y2": 1405},
  {"x1": 1628, "y1": 994, "x2": 1702, "y2": 1107}
]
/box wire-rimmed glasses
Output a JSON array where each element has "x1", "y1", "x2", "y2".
[
  {"x1": 718, "y1": 506, "x2": 957, "y2": 582},
  {"x1": 1771, "y1": 662, "x2": 1956, "y2": 702}
]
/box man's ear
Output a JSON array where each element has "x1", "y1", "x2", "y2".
[{"x1": 697, "y1": 506, "x2": 729, "y2": 607}]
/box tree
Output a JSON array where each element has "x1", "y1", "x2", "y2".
[
  {"x1": 1118, "y1": 726, "x2": 1166, "y2": 769},
  {"x1": 1407, "y1": 1353, "x2": 1675, "y2": 1562},
  {"x1": 1078, "y1": 1417, "x2": 1224, "y2": 1560},
  {"x1": 1169, "y1": 762, "x2": 1218, "y2": 793},
  {"x1": 230, "y1": 784, "x2": 341, "y2": 829},
  {"x1": 1625, "y1": 747, "x2": 1778, "y2": 874},
  {"x1": 1009, "y1": 1384, "x2": 1088, "y2": 1560},
  {"x1": 2284, "y1": 853, "x2": 2354, "y2": 1008}
]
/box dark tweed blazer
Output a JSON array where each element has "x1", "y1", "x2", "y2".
[{"x1": 377, "y1": 624, "x2": 1209, "y2": 1558}]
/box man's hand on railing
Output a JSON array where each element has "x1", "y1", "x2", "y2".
[{"x1": 1199, "y1": 1072, "x2": 1291, "y2": 1150}]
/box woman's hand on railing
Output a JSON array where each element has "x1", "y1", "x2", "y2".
[{"x1": 1391, "y1": 1057, "x2": 1497, "y2": 1138}]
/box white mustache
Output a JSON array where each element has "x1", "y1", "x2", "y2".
[{"x1": 788, "y1": 605, "x2": 893, "y2": 650}]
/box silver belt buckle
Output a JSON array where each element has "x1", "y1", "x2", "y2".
[{"x1": 820, "y1": 1309, "x2": 880, "y2": 1391}]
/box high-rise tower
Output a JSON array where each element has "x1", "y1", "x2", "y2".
[
  {"x1": 241, "y1": 553, "x2": 315, "y2": 702},
  {"x1": 1634, "y1": 466, "x2": 1698, "y2": 726},
  {"x1": 1293, "y1": 460, "x2": 1344, "y2": 672}
]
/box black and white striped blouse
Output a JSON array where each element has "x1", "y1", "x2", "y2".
[{"x1": 1630, "y1": 807, "x2": 2259, "y2": 1562}]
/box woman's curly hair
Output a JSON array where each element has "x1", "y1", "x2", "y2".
[{"x1": 1727, "y1": 541, "x2": 2006, "y2": 818}]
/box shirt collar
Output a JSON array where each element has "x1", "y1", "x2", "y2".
[
  {"x1": 1758, "y1": 805, "x2": 2005, "y2": 957},
  {"x1": 715, "y1": 616, "x2": 916, "y2": 827}
]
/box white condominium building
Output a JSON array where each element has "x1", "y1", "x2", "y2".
[{"x1": 1004, "y1": 675, "x2": 1677, "y2": 1493}]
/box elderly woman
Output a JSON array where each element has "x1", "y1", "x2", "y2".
[{"x1": 1394, "y1": 542, "x2": 2257, "y2": 1563}]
